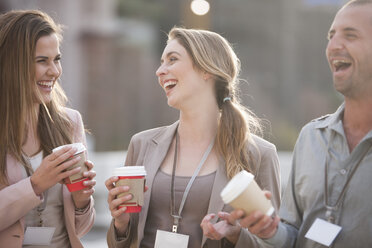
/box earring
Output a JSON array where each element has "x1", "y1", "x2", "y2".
[{"x1": 203, "y1": 72, "x2": 208, "y2": 81}]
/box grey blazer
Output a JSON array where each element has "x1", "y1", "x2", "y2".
[{"x1": 107, "y1": 121, "x2": 280, "y2": 248}]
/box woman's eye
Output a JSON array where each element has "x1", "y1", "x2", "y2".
[{"x1": 169, "y1": 57, "x2": 177, "y2": 62}]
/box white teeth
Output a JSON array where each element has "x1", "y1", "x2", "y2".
[
  {"x1": 333, "y1": 60, "x2": 349, "y2": 66},
  {"x1": 37, "y1": 81, "x2": 53, "y2": 87},
  {"x1": 164, "y1": 81, "x2": 177, "y2": 89},
  {"x1": 332, "y1": 59, "x2": 351, "y2": 71}
]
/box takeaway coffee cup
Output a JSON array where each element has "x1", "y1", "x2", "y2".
[
  {"x1": 114, "y1": 166, "x2": 147, "y2": 213},
  {"x1": 220, "y1": 170, "x2": 274, "y2": 216},
  {"x1": 52, "y1": 143, "x2": 89, "y2": 192}
]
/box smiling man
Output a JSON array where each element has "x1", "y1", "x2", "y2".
[{"x1": 227, "y1": 0, "x2": 372, "y2": 247}]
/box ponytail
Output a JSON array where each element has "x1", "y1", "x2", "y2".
[{"x1": 215, "y1": 79, "x2": 262, "y2": 179}]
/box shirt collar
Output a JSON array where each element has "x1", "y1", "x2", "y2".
[
  {"x1": 315, "y1": 102, "x2": 372, "y2": 142},
  {"x1": 314, "y1": 102, "x2": 345, "y2": 133}
]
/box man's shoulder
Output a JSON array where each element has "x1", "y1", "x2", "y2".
[
  {"x1": 310, "y1": 114, "x2": 332, "y2": 123},
  {"x1": 307, "y1": 113, "x2": 332, "y2": 127},
  {"x1": 300, "y1": 113, "x2": 333, "y2": 135},
  {"x1": 305, "y1": 104, "x2": 344, "y2": 130}
]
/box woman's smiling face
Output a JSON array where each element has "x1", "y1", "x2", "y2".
[
  {"x1": 156, "y1": 39, "x2": 208, "y2": 109},
  {"x1": 34, "y1": 33, "x2": 62, "y2": 104}
]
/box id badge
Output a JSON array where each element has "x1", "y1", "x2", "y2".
[
  {"x1": 154, "y1": 230, "x2": 189, "y2": 248},
  {"x1": 23, "y1": 227, "x2": 56, "y2": 245},
  {"x1": 305, "y1": 218, "x2": 342, "y2": 247}
]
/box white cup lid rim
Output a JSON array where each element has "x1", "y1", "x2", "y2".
[
  {"x1": 52, "y1": 143, "x2": 86, "y2": 154},
  {"x1": 220, "y1": 170, "x2": 254, "y2": 203},
  {"x1": 114, "y1": 166, "x2": 147, "y2": 176}
]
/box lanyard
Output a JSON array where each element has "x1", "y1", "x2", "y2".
[
  {"x1": 170, "y1": 131, "x2": 215, "y2": 233},
  {"x1": 24, "y1": 156, "x2": 49, "y2": 227},
  {"x1": 324, "y1": 132, "x2": 371, "y2": 223},
  {"x1": 35, "y1": 190, "x2": 49, "y2": 227}
]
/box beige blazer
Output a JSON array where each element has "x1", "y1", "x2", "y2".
[
  {"x1": 107, "y1": 121, "x2": 280, "y2": 248},
  {"x1": 0, "y1": 108, "x2": 95, "y2": 248}
]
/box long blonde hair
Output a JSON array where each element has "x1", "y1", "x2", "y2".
[
  {"x1": 0, "y1": 10, "x2": 73, "y2": 185},
  {"x1": 168, "y1": 27, "x2": 262, "y2": 179}
]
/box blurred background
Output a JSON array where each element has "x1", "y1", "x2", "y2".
[{"x1": 1, "y1": 0, "x2": 347, "y2": 246}]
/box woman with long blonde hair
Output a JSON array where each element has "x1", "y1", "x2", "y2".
[
  {"x1": 106, "y1": 27, "x2": 280, "y2": 247},
  {"x1": 0, "y1": 10, "x2": 95, "y2": 247}
]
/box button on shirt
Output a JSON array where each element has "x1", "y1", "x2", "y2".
[{"x1": 263, "y1": 103, "x2": 372, "y2": 248}]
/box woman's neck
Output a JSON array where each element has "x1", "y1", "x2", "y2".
[{"x1": 178, "y1": 105, "x2": 219, "y2": 143}]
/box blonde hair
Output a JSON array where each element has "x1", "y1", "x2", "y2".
[
  {"x1": 168, "y1": 27, "x2": 262, "y2": 179},
  {"x1": 0, "y1": 10, "x2": 73, "y2": 185}
]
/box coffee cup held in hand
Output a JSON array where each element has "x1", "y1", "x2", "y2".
[
  {"x1": 220, "y1": 170, "x2": 274, "y2": 216},
  {"x1": 52, "y1": 143, "x2": 89, "y2": 192},
  {"x1": 114, "y1": 166, "x2": 147, "y2": 213}
]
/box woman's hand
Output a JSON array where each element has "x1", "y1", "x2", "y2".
[
  {"x1": 228, "y1": 191, "x2": 280, "y2": 239},
  {"x1": 229, "y1": 209, "x2": 280, "y2": 239},
  {"x1": 30, "y1": 145, "x2": 81, "y2": 196},
  {"x1": 71, "y1": 160, "x2": 96, "y2": 209},
  {"x1": 200, "y1": 212, "x2": 241, "y2": 244},
  {"x1": 105, "y1": 175, "x2": 149, "y2": 236},
  {"x1": 105, "y1": 176, "x2": 132, "y2": 236}
]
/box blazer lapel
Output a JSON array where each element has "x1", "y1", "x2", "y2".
[
  {"x1": 5, "y1": 154, "x2": 33, "y2": 231},
  {"x1": 6, "y1": 154, "x2": 23, "y2": 185},
  {"x1": 137, "y1": 122, "x2": 179, "y2": 243}
]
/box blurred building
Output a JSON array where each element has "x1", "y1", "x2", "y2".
[{"x1": 1, "y1": 0, "x2": 346, "y2": 152}]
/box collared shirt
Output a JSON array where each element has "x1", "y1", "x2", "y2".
[{"x1": 263, "y1": 103, "x2": 372, "y2": 248}]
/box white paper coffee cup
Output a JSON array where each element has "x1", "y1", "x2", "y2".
[
  {"x1": 220, "y1": 170, "x2": 274, "y2": 216},
  {"x1": 52, "y1": 142, "x2": 88, "y2": 192}
]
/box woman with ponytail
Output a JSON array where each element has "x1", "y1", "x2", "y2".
[
  {"x1": 106, "y1": 27, "x2": 280, "y2": 248},
  {"x1": 0, "y1": 10, "x2": 95, "y2": 247}
]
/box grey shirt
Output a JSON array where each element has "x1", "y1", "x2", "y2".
[
  {"x1": 140, "y1": 170, "x2": 216, "y2": 248},
  {"x1": 263, "y1": 103, "x2": 372, "y2": 248}
]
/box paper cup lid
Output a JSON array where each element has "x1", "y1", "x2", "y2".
[
  {"x1": 52, "y1": 142, "x2": 86, "y2": 154},
  {"x1": 220, "y1": 170, "x2": 254, "y2": 204},
  {"x1": 114, "y1": 166, "x2": 147, "y2": 176}
]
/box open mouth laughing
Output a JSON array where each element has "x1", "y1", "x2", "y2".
[
  {"x1": 163, "y1": 80, "x2": 177, "y2": 90},
  {"x1": 36, "y1": 80, "x2": 54, "y2": 91},
  {"x1": 332, "y1": 59, "x2": 352, "y2": 72}
]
